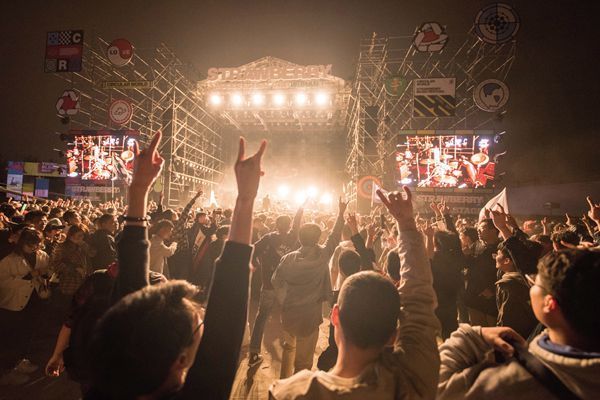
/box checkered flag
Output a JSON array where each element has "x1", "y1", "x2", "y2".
[{"x1": 58, "y1": 31, "x2": 72, "y2": 45}]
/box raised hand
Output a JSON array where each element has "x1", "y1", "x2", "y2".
[
  {"x1": 131, "y1": 131, "x2": 165, "y2": 192},
  {"x1": 586, "y1": 196, "x2": 600, "y2": 224},
  {"x1": 429, "y1": 201, "x2": 441, "y2": 217},
  {"x1": 338, "y1": 196, "x2": 349, "y2": 215},
  {"x1": 376, "y1": 186, "x2": 416, "y2": 231},
  {"x1": 234, "y1": 137, "x2": 267, "y2": 201},
  {"x1": 194, "y1": 188, "x2": 204, "y2": 199},
  {"x1": 437, "y1": 199, "x2": 450, "y2": 215},
  {"x1": 346, "y1": 213, "x2": 359, "y2": 235}
]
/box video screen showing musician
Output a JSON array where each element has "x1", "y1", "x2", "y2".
[
  {"x1": 394, "y1": 135, "x2": 496, "y2": 189},
  {"x1": 66, "y1": 135, "x2": 137, "y2": 184}
]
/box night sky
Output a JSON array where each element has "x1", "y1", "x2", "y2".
[{"x1": 1, "y1": 0, "x2": 599, "y2": 185}]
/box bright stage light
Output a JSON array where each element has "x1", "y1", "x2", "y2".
[
  {"x1": 295, "y1": 92, "x2": 308, "y2": 106},
  {"x1": 272, "y1": 93, "x2": 286, "y2": 107},
  {"x1": 230, "y1": 93, "x2": 244, "y2": 107},
  {"x1": 319, "y1": 193, "x2": 333, "y2": 205},
  {"x1": 209, "y1": 93, "x2": 223, "y2": 106},
  {"x1": 294, "y1": 190, "x2": 307, "y2": 205},
  {"x1": 277, "y1": 185, "x2": 290, "y2": 199},
  {"x1": 251, "y1": 92, "x2": 265, "y2": 106},
  {"x1": 306, "y1": 186, "x2": 318, "y2": 198},
  {"x1": 314, "y1": 92, "x2": 330, "y2": 107},
  {"x1": 400, "y1": 177, "x2": 412, "y2": 185}
]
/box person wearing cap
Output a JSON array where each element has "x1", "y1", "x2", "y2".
[{"x1": 43, "y1": 218, "x2": 65, "y2": 258}]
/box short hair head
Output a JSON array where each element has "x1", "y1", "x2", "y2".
[
  {"x1": 537, "y1": 250, "x2": 600, "y2": 344},
  {"x1": 339, "y1": 249, "x2": 361, "y2": 277},
  {"x1": 338, "y1": 271, "x2": 400, "y2": 349},
  {"x1": 90, "y1": 281, "x2": 199, "y2": 398},
  {"x1": 275, "y1": 215, "x2": 292, "y2": 233},
  {"x1": 298, "y1": 223, "x2": 322, "y2": 247}
]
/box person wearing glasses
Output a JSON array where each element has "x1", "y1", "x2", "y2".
[
  {"x1": 438, "y1": 250, "x2": 600, "y2": 399},
  {"x1": 0, "y1": 227, "x2": 51, "y2": 384},
  {"x1": 84, "y1": 133, "x2": 266, "y2": 400}
]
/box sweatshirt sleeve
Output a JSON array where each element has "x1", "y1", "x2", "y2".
[
  {"x1": 111, "y1": 226, "x2": 149, "y2": 304},
  {"x1": 437, "y1": 324, "x2": 495, "y2": 400},
  {"x1": 181, "y1": 240, "x2": 252, "y2": 400},
  {"x1": 393, "y1": 229, "x2": 441, "y2": 400}
]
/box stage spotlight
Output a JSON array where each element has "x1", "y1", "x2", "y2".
[
  {"x1": 295, "y1": 92, "x2": 308, "y2": 106},
  {"x1": 319, "y1": 193, "x2": 333, "y2": 205},
  {"x1": 307, "y1": 186, "x2": 318, "y2": 198},
  {"x1": 273, "y1": 93, "x2": 286, "y2": 107},
  {"x1": 251, "y1": 92, "x2": 265, "y2": 106},
  {"x1": 209, "y1": 93, "x2": 223, "y2": 106},
  {"x1": 314, "y1": 92, "x2": 330, "y2": 107},
  {"x1": 230, "y1": 93, "x2": 244, "y2": 107},
  {"x1": 277, "y1": 185, "x2": 290, "y2": 199},
  {"x1": 294, "y1": 191, "x2": 307, "y2": 205}
]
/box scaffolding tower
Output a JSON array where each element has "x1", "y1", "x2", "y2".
[
  {"x1": 53, "y1": 36, "x2": 225, "y2": 206},
  {"x1": 346, "y1": 27, "x2": 517, "y2": 195}
]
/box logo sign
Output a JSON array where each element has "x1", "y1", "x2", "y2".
[
  {"x1": 101, "y1": 80, "x2": 154, "y2": 89},
  {"x1": 357, "y1": 176, "x2": 382, "y2": 199},
  {"x1": 413, "y1": 22, "x2": 449, "y2": 52},
  {"x1": 207, "y1": 64, "x2": 332, "y2": 81},
  {"x1": 45, "y1": 30, "x2": 84, "y2": 73},
  {"x1": 474, "y1": 79, "x2": 510, "y2": 112},
  {"x1": 56, "y1": 90, "x2": 80, "y2": 116},
  {"x1": 474, "y1": 3, "x2": 520, "y2": 44},
  {"x1": 109, "y1": 100, "x2": 133, "y2": 125},
  {"x1": 107, "y1": 38, "x2": 134, "y2": 67},
  {"x1": 413, "y1": 78, "x2": 456, "y2": 117},
  {"x1": 384, "y1": 76, "x2": 407, "y2": 96}
]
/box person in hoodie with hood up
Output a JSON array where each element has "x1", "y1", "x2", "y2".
[{"x1": 271, "y1": 197, "x2": 347, "y2": 379}]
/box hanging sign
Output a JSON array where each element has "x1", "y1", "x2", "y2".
[
  {"x1": 384, "y1": 76, "x2": 407, "y2": 96},
  {"x1": 101, "y1": 80, "x2": 154, "y2": 89},
  {"x1": 473, "y1": 79, "x2": 510, "y2": 112},
  {"x1": 109, "y1": 99, "x2": 133, "y2": 125},
  {"x1": 413, "y1": 22, "x2": 449, "y2": 52},
  {"x1": 45, "y1": 30, "x2": 84, "y2": 73},
  {"x1": 413, "y1": 78, "x2": 456, "y2": 117},
  {"x1": 474, "y1": 3, "x2": 520, "y2": 44},
  {"x1": 107, "y1": 38, "x2": 134, "y2": 66},
  {"x1": 56, "y1": 90, "x2": 80, "y2": 116}
]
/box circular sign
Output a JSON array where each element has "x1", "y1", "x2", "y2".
[
  {"x1": 357, "y1": 176, "x2": 382, "y2": 199},
  {"x1": 474, "y1": 79, "x2": 510, "y2": 112},
  {"x1": 109, "y1": 99, "x2": 133, "y2": 125},
  {"x1": 56, "y1": 90, "x2": 80, "y2": 116},
  {"x1": 107, "y1": 38, "x2": 134, "y2": 67},
  {"x1": 474, "y1": 3, "x2": 520, "y2": 44},
  {"x1": 413, "y1": 22, "x2": 449, "y2": 52}
]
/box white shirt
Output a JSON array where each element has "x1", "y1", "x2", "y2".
[
  {"x1": 149, "y1": 235, "x2": 177, "y2": 277},
  {"x1": 0, "y1": 251, "x2": 50, "y2": 311}
]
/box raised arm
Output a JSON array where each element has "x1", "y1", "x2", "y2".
[
  {"x1": 112, "y1": 132, "x2": 164, "y2": 303},
  {"x1": 376, "y1": 187, "x2": 441, "y2": 400},
  {"x1": 323, "y1": 197, "x2": 347, "y2": 258},
  {"x1": 182, "y1": 138, "x2": 266, "y2": 400}
]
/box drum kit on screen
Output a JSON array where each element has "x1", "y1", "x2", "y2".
[
  {"x1": 67, "y1": 136, "x2": 135, "y2": 180},
  {"x1": 397, "y1": 136, "x2": 492, "y2": 188}
]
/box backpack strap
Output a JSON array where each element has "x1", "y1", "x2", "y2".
[{"x1": 513, "y1": 346, "x2": 581, "y2": 400}]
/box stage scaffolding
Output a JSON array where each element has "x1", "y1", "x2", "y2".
[
  {"x1": 345, "y1": 28, "x2": 517, "y2": 200},
  {"x1": 53, "y1": 36, "x2": 224, "y2": 207}
]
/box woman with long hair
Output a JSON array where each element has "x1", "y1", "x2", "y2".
[{"x1": 50, "y1": 224, "x2": 91, "y2": 297}]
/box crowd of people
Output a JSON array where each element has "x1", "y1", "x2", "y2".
[{"x1": 0, "y1": 132, "x2": 599, "y2": 399}]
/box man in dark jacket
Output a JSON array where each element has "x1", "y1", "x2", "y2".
[
  {"x1": 271, "y1": 198, "x2": 346, "y2": 378},
  {"x1": 247, "y1": 207, "x2": 303, "y2": 366},
  {"x1": 88, "y1": 214, "x2": 117, "y2": 271}
]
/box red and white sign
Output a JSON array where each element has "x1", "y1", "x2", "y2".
[
  {"x1": 107, "y1": 38, "x2": 134, "y2": 67},
  {"x1": 56, "y1": 90, "x2": 80, "y2": 116},
  {"x1": 109, "y1": 99, "x2": 133, "y2": 125}
]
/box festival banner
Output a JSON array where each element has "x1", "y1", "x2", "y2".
[
  {"x1": 7, "y1": 174, "x2": 23, "y2": 200},
  {"x1": 34, "y1": 178, "x2": 50, "y2": 198},
  {"x1": 45, "y1": 30, "x2": 84, "y2": 73},
  {"x1": 413, "y1": 78, "x2": 456, "y2": 117}
]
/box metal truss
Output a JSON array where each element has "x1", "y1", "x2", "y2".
[
  {"x1": 53, "y1": 36, "x2": 224, "y2": 206},
  {"x1": 346, "y1": 28, "x2": 517, "y2": 186}
]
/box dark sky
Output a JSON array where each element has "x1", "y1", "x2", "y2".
[{"x1": 1, "y1": 0, "x2": 599, "y2": 185}]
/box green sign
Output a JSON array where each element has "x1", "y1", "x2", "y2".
[{"x1": 384, "y1": 76, "x2": 406, "y2": 96}]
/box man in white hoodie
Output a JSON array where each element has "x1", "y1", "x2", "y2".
[
  {"x1": 438, "y1": 250, "x2": 600, "y2": 400},
  {"x1": 149, "y1": 219, "x2": 177, "y2": 277}
]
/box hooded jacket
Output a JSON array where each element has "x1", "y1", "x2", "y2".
[
  {"x1": 495, "y1": 272, "x2": 537, "y2": 338},
  {"x1": 438, "y1": 324, "x2": 600, "y2": 400},
  {"x1": 271, "y1": 214, "x2": 344, "y2": 336}
]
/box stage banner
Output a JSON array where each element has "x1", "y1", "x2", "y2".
[
  {"x1": 412, "y1": 188, "x2": 494, "y2": 216},
  {"x1": 7, "y1": 174, "x2": 23, "y2": 200},
  {"x1": 413, "y1": 78, "x2": 456, "y2": 117},
  {"x1": 34, "y1": 178, "x2": 50, "y2": 198},
  {"x1": 45, "y1": 30, "x2": 84, "y2": 73}
]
